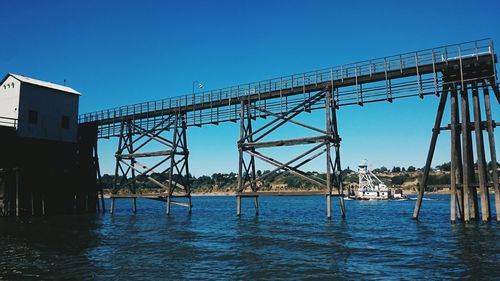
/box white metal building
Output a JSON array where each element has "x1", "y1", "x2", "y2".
[{"x1": 0, "y1": 73, "x2": 80, "y2": 143}]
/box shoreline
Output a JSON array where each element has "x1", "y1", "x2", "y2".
[{"x1": 102, "y1": 189, "x2": 473, "y2": 198}]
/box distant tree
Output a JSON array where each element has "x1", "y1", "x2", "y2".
[
  {"x1": 402, "y1": 167, "x2": 406, "y2": 172},
  {"x1": 284, "y1": 175, "x2": 303, "y2": 189},
  {"x1": 435, "y1": 162, "x2": 451, "y2": 171},
  {"x1": 392, "y1": 166, "x2": 401, "y2": 173},
  {"x1": 380, "y1": 166, "x2": 388, "y2": 172},
  {"x1": 407, "y1": 166, "x2": 416, "y2": 172},
  {"x1": 192, "y1": 175, "x2": 213, "y2": 189}
]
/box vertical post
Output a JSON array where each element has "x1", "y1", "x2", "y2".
[
  {"x1": 246, "y1": 102, "x2": 258, "y2": 216},
  {"x1": 325, "y1": 90, "x2": 332, "y2": 220},
  {"x1": 166, "y1": 196, "x2": 171, "y2": 215},
  {"x1": 236, "y1": 195, "x2": 241, "y2": 216},
  {"x1": 482, "y1": 80, "x2": 500, "y2": 221},
  {"x1": 182, "y1": 113, "x2": 192, "y2": 214},
  {"x1": 127, "y1": 122, "x2": 137, "y2": 214},
  {"x1": 113, "y1": 121, "x2": 125, "y2": 193},
  {"x1": 453, "y1": 89, "x2": 464, "y2": 221},
  {"x1": 15, "y1": 168, "x2": 19, "y2": 217},
  {"x1": 413, "y1": 86, "x2": 449, "y2": 219},
  {"x1": 168, "y1": 114, "x2": 179, "y2": 197},
  {"x1": 461, "y1": 85, "x2": 477, "y2": 221},
  {"x1": 472, "y1": 82, "x2": 491, "y2": 221},
  {"x1": 450, "y1": 85, "x2": 458, "y2": 222},
  {"x1": 95, "y1": 140, "x2": 106, "y2": 213},
  {"x1": 237, "y1": 100, "x2": 245, "y2": 216},
  {"x1": 110, "y1": 198, "x2": 115, "y2": 214},
  {"x1": 331, "y1": 94, "x2": 345, "y2": 217}
]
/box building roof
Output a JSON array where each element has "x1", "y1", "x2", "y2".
[{"x1": 1, "y1": 73, "x2": 81, "y2": 95}]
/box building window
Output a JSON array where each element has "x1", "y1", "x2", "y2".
[
  {"x1": 61, "y1": 116, "x2": 70, "y2": 129},
  {"x1": 28, "y1": 110, "x2": 38, "y2": 124}
]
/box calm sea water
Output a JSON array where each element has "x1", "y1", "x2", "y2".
[{"x1": 1, "y1": 195, "x2": 499, "y2": 280}]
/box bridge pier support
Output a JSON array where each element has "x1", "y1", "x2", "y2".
[
  {"x1": 112, "y1": 112, "x2": 192, "y2": 214},
  {"x1": 236, "y1": 89, "x2": 344, "y2": 218},
  {"x1": 413, "y1": 78, "x2": 499, "y2": 222}
]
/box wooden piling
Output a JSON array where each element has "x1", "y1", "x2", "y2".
[
  {"x1": 452, "y1": 85, "x2": 464, "y2": 220},
  {"x1": 482, "y1": 80, "x2": 500, "y2": 221},
  {"x1": 132, "y1": 197, "x2": 137, "y2": 214},
  {"x1": 326, "y1": 194, "x2": 332, "y2": 219},
  {"x1": 450, "y1": 85, "x2": 458, "y2": 222},
  {"x1": 166, "y1": 196, "x2": 171, "y2": 215},
  {"x1": 413, "y1": 87, "x2": 449, "y2": 219},
  {"x1": 460, "y1": 86, "x2": 477, "y2": 221},
  {"x1": 325, "y1": 90, "x2": 332, "y2": 220},
  {"x1": 236, "y1": 101, "x2": 245, "y2": 216},
  {"x1": 236, "y1": 195, "x2": 241, "y2": 216},
  {"x1": 471, "y1": 82, "x2": 491, "y2": 221},
  {"x1": 110, "y1": 198, "x2": 115, "y2": 214},
  {"x1": 330, "y1": 97, "x2": 346, "y2": 218}
]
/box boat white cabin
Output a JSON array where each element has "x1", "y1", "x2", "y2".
[{"x1": 354, "y1": 160, "x2": 391, "y2": 200}]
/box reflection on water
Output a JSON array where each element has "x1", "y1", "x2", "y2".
[
  {"x1": 0, "y1": 215, "x2": 102, "y2": 280},
  {"x1": 0, "y1": 195, "x2": 498, "y2": 280}
]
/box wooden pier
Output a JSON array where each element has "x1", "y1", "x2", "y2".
[{"x1": 75, "y1": 39, "x2": 499, "y2": 222}]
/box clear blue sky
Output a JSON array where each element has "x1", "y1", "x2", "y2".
[{"x1": 1, "y1": 0, "x2": 499, "y2": 176}]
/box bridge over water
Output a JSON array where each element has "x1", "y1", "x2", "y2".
[{"x1": 79, "y1": 39, "x2": 500, "y2": 222}]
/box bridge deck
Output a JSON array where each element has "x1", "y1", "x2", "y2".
[{"x1": 79, "y1": 39, "x2": 497, "y2": 138}]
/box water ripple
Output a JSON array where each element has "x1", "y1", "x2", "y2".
[{"x1": 0, "y1": 195, "x2": 498, "y2": 280}]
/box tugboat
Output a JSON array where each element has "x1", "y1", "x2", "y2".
[{"x1": 352, "y1": 160, "x2": 391, "y2": 200}]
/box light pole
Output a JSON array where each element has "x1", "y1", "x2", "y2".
[{"x1": 192, "y1": 81, "x2": 203, "y2": 94}]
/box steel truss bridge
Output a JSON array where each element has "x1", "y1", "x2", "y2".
[{"x1": 80, "y1": 39, "x2": 500, "y2": 222}]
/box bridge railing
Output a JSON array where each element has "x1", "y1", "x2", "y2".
[{"x1": 79, "y1": 38, "x2": 495, "y2": 125}]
